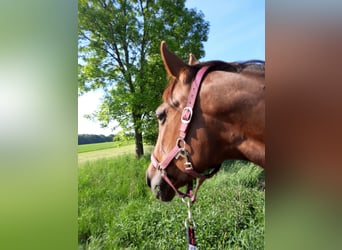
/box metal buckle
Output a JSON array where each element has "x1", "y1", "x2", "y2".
[
  {"x1": 183, "y1": 198, "x2": 196, "y2": 228},
  {"x1": 181, "y1": 107, "x2": 193, "y2": 124},
  {"x1": 176, "y1": 138, "x2": 186, "y2": 149},
  {"x1": 176, "y1": 148, "x2": 193, "y2": 170}
]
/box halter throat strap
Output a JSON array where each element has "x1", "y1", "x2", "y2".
[{"x1": 151, "y1": 66, "x2": 220, "y2": 202}]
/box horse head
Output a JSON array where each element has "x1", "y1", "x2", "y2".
[{"x1": 146, "y1": 42, "x2": 265, "y2": 202}]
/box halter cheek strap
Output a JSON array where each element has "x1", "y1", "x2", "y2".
[{"x1": 151, "y1": 66, "x2": 221, "y2": 202}]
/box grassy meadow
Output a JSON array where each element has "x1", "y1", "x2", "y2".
[
  {"x1": 78, "y1": 142, "x2": 153, "y2": 165},
  {"x1": 78, "y1": 142, "x2": 119, "y2": 153},
  {"x1": 78, "y1": 144, "x2": 265, "y2": 249}
]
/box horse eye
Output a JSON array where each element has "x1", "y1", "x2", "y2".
[{"x1": 156, "y1": 111, "x2": 166, "y2": 123}]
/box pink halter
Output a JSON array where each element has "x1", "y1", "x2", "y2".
[{"x1": 151, "y1": 66, "x2": 221, "y2": 202}]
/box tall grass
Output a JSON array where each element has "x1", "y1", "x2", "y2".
[{"x1": 78, "y1": 155, "x2": 264, "y2": 249}]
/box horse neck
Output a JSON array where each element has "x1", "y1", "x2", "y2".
[{"x1": 198, "y1": 70, "x2": 265, "y2": 168}]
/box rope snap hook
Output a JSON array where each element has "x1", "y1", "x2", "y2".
[{"x1": 183, "y1": 197, "x2": 197, "y2": 249}]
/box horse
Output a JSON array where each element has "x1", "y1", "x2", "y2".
[{"x1": 146, "y1": 41, "x2": 265, "y2": 202}]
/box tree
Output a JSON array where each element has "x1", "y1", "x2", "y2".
[{"x1": 78, "y1": 0, "x2": 209, "y2": 158}]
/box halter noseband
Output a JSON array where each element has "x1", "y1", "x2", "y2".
[{"x1": 151, "y1": 66, "x2": 221, "y2": 202}]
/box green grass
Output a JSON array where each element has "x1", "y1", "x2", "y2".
[
  {"x1": 78, "y1": 153, "x2": 265, "y2": 249},
  {"x1": 78, "y1": 141, "x2": 135, "y2": 153},
  {"x1": 78, "y1": 142, "x2": 153, "y2": 165}
]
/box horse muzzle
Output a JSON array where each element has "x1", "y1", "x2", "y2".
[{"x1": 146, "y1": 165, "x2": 175, "y2": 202}]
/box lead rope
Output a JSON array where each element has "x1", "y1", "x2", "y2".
[{"x1": 183, "y1": 198, "x2": 197, "y2": 249}]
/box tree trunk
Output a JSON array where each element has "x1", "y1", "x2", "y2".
[
  {"x1": 132, "y1": 112, "x2": 144, "y2": 158},
  {"x1": 134, "y1": 128, "x2": 144, "y2": 158}
]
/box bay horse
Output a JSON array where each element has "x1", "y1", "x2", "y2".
[{"x1": 146, "y1": 41, "x2": 265, "y2": 202}]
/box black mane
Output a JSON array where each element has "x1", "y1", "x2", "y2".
[
  {"x1": 189, "y1": 59, "x2": 265, "y2": 80},
  {"x1": 237, "y1": 60, "x2": 265, "y2": 72}
]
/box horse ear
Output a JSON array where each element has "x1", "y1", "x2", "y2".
[
  {"x1": 188, "y1": 53, "x2": 199, "y2": 65},
  {"x1": 160, "y1": 41, "x2": 187, "y2": 78}
]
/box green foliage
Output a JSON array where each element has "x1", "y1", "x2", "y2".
[
  {"x1": 78, "y1": 0, "x2": 209, "y2": 155},
  {"x1": 78, "y1": 156, "x2": 264, "y2": 249},
  {"x1": 112, "y1": 130, "x2": 135, "y2": 146}
]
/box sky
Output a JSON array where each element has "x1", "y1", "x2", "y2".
[{"x1": 78, "y1": 0, "x2": 265, "y2": 135}]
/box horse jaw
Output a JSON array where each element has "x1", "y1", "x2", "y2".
[{"x1": 146, "y1": 166, "x2": 175, "y2": 202}]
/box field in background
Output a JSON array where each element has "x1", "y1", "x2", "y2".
[
  {"x1": 78, "y1": 141, "x2": 138, "y2": 153},
  {"x1": 78, "y1": 142, "x2": 153, "y2": 164},
  {"x1": 78, "y1": 144, "x2": 265, "y2": 249},
  {"x1": 78, "y1": 142, "x2": 119, "y2": 153}
]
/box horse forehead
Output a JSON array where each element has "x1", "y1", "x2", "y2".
[
  {"x1": 163, "y1": 69, "x2": 193, "y2": 96},
  {"x1": 162, "y1": 84, "x2": 189, "y2": 108},
  {"x1": 162, "y1": 79, "x2": 175, "y2": 102}
]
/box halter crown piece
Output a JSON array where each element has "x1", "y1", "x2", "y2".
[{"x1": 151, "y1": 66, "x2": 221, "y2": 202}]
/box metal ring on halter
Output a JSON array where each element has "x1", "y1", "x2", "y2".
[
  {"x1": 181, "y1": 107, "x2": 193, "y2": 124},
  {"x1": 176, "y1": 137, "x2": 187, "y2": 150}
]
